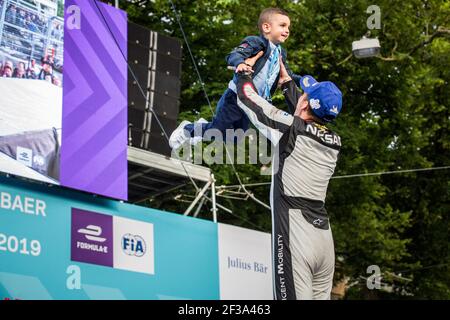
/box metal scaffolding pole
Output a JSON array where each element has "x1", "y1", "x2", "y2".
[
  {"x1": 193, "y1": 196, "x2": 206, "y2": 218},
  {"x1": 183, "y1": 179, "x2": 212, "y2": 217},
  {"x1": 183, "y1": 173, "x2": 219, "y2": 223},
  {"x1": 211, "y1": 174, "x2": 217, "y2": 223}
]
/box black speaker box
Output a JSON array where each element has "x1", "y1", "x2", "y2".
[
  {"x1": 127, "y1": 21, "x2": 182, "y2": 157},
  {"x1": 147, "y1": 114, "x2": 177, "y2": 138},
  {"x1": 151, "y1": 92, "x2": 180, "y2": 120},
  {"x1": 128, "y1": 42, "x2": 152, "y2": 66},
  {"x1": 128, "y1": 82, "x2": 180, "y2": 117},
  {"x1": 154, "y1": 52, "x2": 181, "y2": 78},
  {"x1": 153, "y1": 70, "x2": 181, "y2": 98},
  {"x1": 155, "y1": 33, "x2": 182, "y2": 59},
  {"x1": 129, "y1": 127, "x2": 147, "y2": 149},
  {"x1": 146, "y1": 117, "x2": 178, "y2": 155},
  {"x1": 128, "y1": 22, "x2": 152, "y2": 48},
  {"x1": 128, "y1": 107, "x2": 146, "y2": 130},
  {"x1": 128, "y1": 62, "x2": 150, "y2": 87},
  {"x1": 128, "y1": 62, "x2": 181, "y2": 99}
]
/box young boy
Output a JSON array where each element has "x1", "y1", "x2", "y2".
[{"x1": 169, "y1": 7, "x2": 301, "y2": 149}]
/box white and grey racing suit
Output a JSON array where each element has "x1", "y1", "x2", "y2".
[{"x1": 235, "y1": 73, "x2": 341, "y2": 300}]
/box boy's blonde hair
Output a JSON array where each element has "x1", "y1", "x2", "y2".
[{"x1": 258, "y1": 8, "x2": 289, "y2": 33}]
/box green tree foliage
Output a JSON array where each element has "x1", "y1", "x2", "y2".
[{"x1": 122, "y1": 0, "x2": 449, "y2": 299}]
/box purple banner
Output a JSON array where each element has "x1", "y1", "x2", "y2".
[
  {"x1": 62, "y1": 0, "x2": 128, "y2": 200},
  {"x1": 71, "y1": 208, "x2": 113, "y2": 267}
]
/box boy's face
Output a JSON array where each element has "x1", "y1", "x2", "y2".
[{"x1": 262, "y1": 14, "x2": 290, "y2": 44}]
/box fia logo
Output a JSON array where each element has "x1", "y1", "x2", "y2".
[{"x1": 122, "y1": 234, "x2": 146, "y2": 257}]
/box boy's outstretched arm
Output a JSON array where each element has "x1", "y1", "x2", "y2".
[
  {"x1": 226, "y1": 36, "x2": 265, "y2": 71},
  {"x1": 235, "y1": 72, "x2": 293, "y2": 145},
  {"x1": 239, "y1": 50, "x2": 264, "y2": 72}
]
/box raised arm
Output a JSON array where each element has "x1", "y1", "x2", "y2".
[
  {"x1": 279, "y1": 58, "x2": 303, "y2": 114},
  {"x1": 236, "y1": 73, "x2": 293, "y2": 145},
  {"x1": 280, "y1": 48, "x2": 302, "y2": 88}
]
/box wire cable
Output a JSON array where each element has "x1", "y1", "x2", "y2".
[
  {"x1": 92, "y1": 0, "x2": 200, "y2": 193},
  {"x1": 167, "y1": 0, "x2": 214, "y2": 115},
  {"x1": 168, "y1": 0, "x2": 270, "y2": 210},
  {"x1": 331, "y1": 165, "x2": 450, "y2": 179},
  {"x1": 217, "y1": 166, "x2": 450, "y2": 189},
  {"x1": 93, "y1": 1, "x2": 263, "y2": 230}
]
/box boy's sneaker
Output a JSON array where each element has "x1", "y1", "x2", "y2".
[
  {"x1": 169, "y1": 120, "x2": 192, "y2": 149},
  {"x1": 189, "y1": 118, "x2": 208, "y2": 146}
]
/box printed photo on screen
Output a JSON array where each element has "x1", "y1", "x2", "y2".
[{"x1": 0, "y1": 0, "x2": 64, "y2": 184}]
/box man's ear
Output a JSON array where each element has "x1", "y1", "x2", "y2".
[
  {"x1": 295, "y1": 95, "x2": 308, "y2": 116},
  {"x1": 294, "y1": 99, "x2": 305, "y2": 116},
  {"x1": 301, "y1": 99, "x2": 309, "y2": 111}
]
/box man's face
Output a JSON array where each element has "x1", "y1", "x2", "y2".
[{"x1": 263, "y1": 14, "x2": 290, "y2": 44}]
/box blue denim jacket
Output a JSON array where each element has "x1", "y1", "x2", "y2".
[{"x1": 226, "y1": 34, "x2": 302, "y2": 96}]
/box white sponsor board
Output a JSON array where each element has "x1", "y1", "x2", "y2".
[
  {"x1": 113, "y1": 216, "x2": 154, "y2": 275},
  {"x1": 218, "y1": 223, "x2": 273, "y2": 300}
]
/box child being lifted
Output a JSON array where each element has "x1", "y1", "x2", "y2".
[{"x1": 169, "y1": 7, "x2": 301, "y2": 149}]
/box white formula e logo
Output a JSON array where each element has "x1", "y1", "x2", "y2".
[
  {"x1": 16, "y1": 146, "x2": 32, "y2": 167},
  {"x1": 77, "y1": 225, "x2": 106, "y2": 242}
]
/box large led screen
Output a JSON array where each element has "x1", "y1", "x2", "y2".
[{"x1": 0, "y1": 0, "x2": 127, "y2": 200}]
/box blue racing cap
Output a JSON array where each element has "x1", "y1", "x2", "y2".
[{"x1": 299, "y1": 75, "x2": 343, "y2": 122}]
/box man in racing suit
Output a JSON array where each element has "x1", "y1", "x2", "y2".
[{"x1": 235, "y1": 62, "x2": 343, "y2": 300}]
